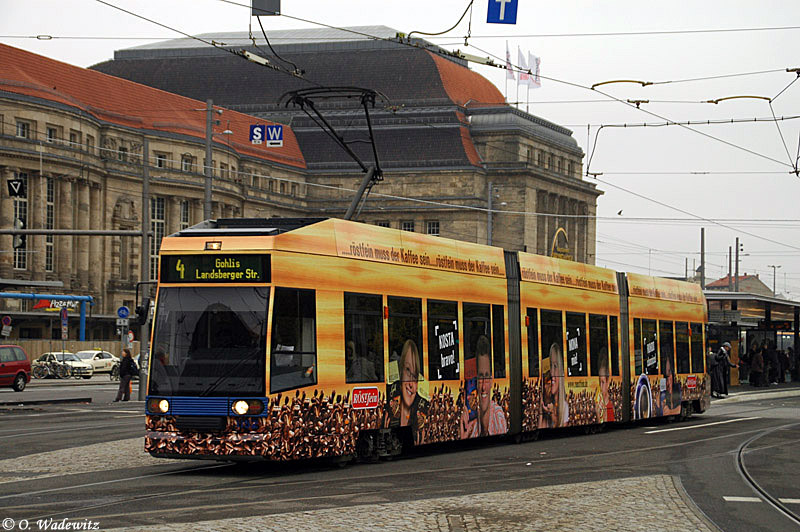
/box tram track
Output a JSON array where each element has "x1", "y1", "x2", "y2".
[
  {"x1": 1, "y1": 416, "x2": 782, "y2": 527},
  {"x1": 736, "y1": 422, "x2": 800, "y2": 527}
]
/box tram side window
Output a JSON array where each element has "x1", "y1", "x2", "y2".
[
  {"x1": 428, "y1": 300, "x2": 459, "y2": 380},
  {"x1": 659, "y1": 321, "x2": 675, "y2": 377},
  {"x1": 642, "y1": 319, "x2": 658, "y2": 376},
  {"x1": 589, "y1": 314, "x2": 609, "y2": 377},
  {"x1": 463, "y1": 303, "x2": 491, "y2": 393},
  {"x1": 566, "y1": 312, "x2": 587, "y2": 377},
  {"x1": 388, "y1": 296, "x2": 423, "y2": 376},
  {"x1": 492, "y1": 304, "x2": 506, "y2": 379},
  {"x1": 610, "y1": 315, "x2": 620, "y2": 376},
  {"x1": 270, "y1": 288, "x2": 317, "y2": 393},
  {"x1": 676, "y1": 322, "x2": 690, "y2": 374},
  {"x1": 690, "y1": 323, "x2": 705, "y2": 373},
  {"x1": 344, "y1": 292, "x2": 384, "y2": 384},
  {"x1": 541, "y1": 309, "x2": 564, "y2": 379},
  {"x1": 527, "y1": 308, "x2": 539, "y2": 378},
  {"x1": 633, "y1": 318, "x2": 643, "y2": 375}
]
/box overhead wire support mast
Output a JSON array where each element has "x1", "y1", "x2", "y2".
[{"x1": 280, "y1": 87, "x2": 385, "y2": 221}]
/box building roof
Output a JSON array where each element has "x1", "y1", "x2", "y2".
[
  {"x1": 92, "y1": 42, "x2": 505, "y2": 112},
  {"x1": 0, "y1": 43, "x2": 305, "y2": 169},
  {"x1": 706, "y1": 274, "x2": 764, "y2": 288}
]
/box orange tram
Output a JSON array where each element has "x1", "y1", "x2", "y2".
[{"x1": 144, "y1": 218, "x2": 709, "y2": 462}]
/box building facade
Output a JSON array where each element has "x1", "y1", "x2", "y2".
[{"x1": 1, "y1": 28, "x2": 600, "y2": 341}]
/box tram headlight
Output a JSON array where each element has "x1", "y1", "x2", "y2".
[
  {"x1": 148, "y1": 398, "x2": 170, "y2": 414},
  {"x1": 232, "y1": 400, "x2": 250, "y2": 415},
  {"x1": 232, "y1": 399, "x2": 264, "y2": 416}
]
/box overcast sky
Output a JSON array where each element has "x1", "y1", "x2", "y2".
[{"x1": 3, "y1": 0, "x2": 799, "y2": 295}]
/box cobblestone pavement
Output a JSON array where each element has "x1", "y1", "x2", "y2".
[
  {"x1": 0, "y1": 437, "x2": 160, "y2": 484},
  {"x1": 108, "y1": 474, "x2": 719, "y2": 532}
]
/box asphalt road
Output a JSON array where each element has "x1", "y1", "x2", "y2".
[{"x1": 0, "y1": 383, "x2": 798, "y2": 531}]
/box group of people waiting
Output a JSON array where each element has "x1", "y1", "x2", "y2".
[
  {"x1": 739, "y1": 340, "x2": 798, "y2": 388},
  {"x1": 711, "y1": 339, "x2": 799, "y2": 397}
]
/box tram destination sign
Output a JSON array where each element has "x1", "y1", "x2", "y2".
[{"x1": 160, "y1": 254, "x2": 270, "y2": 283}]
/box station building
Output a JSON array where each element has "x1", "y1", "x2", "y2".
[{"x1": 0, "y1": 27, "x2": 600, "y2": 342}]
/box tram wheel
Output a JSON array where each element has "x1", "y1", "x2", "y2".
[{"x1": 680, "y1": 401, "x2": 693, "y2": 421}]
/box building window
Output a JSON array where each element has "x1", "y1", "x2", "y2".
[
  {"x1": 219, "y1": 162, "x2": 228, "y2": 179},
  {"x1": 291, "y1": 183, "x2": 297, "y2": 196},
  {"x1": 118, "y1": 146, "x2": 128, "y2": 162},
  {"x1": 376, "y1": 221, "x2": 390, "y2": 228},
  {"x1": 537, "y1": 152, "x2": 543, "y2": 167},
  {"x1": 547, "y1": 155, "x2": 553, "y2": 169},
  {"x1": 426, "y1": 221, "x2": 440, "y2": 236},
  {"x1": 149, "y1": 197, "x2": 165, "y2": 280},
  {"x1": 269, "y1": 180, "x2": 274, "y2": 193},
  {"x1": 46, "y1": 177, "x2": 55, "y2": 272},
  {"x1": 155, "y1": 153, "x2": 167, "y2": 169},
  {"x1": 46, "y1": 126, "x2": 58, "y2": 143},
  {"x1": 568, "y1": 162, "x2": 573, "y2": 176},
  {"x1": 251, "y1": 173, "x2": 260, "y2": 189},
  {"x1": 16, "y1": 120, "x2": 31, "y2": 139},
  {"x1": 180, "y1": 200, "x2": 190, "y2": 230},
  {"x1": 280, "y1": 182, "x2": 286, "y2": 194},
  {"x1": 401, "y1": 221, "x2": 415, "y2": 232},
  {"x1": 86, "y1": 135, "x2": 95, "y2": 154},
  {"x1": 526, "y1": 147, "x2": 533, "y2": 163},
  {"x1": 180, "y1": 155, "x2": 192, "y2": 172},
  {"x1": 69, "y1": 130, "x2": 81, "y2": 148},
  {"x1": 13, "y1": 172, "x2": 28, "y2": 270}
]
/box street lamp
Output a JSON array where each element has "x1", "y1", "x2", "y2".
[{"x1": 768, "y1": 265, "x2": 781, "y2": 296}]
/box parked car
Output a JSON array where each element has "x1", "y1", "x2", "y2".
[
  {"x1": 0, "y1": 344, "x2": 31, "y2": 391},
  {"x1": 75, "y1": 349, "x2": 119, "y2": 373},
  {"x1": 37, "y1": 352, "x2": 94, "y2": 379}
]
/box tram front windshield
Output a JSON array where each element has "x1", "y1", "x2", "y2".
[{"x1": 149, "y1": 286, "x2": 269, "y2": 397}]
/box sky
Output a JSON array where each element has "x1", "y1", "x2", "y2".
[{"x1": 3, "y1": 0, "x2": 800, "y2": 295}]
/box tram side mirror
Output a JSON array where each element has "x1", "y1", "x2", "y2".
[{"x1": 135, "y1": 297, "x2": 151, "y2": 326}]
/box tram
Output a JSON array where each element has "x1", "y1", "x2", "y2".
[{"x1": 144, "y1": 218, "x2": 709, "y2": 461}]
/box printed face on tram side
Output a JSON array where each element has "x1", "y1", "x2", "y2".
[
  {"x1": 401, "y1": 345, "x2": 419, "y2": 410},
  {"x1": 477, "y1": 353, "x2": 492, "y2": 416}
]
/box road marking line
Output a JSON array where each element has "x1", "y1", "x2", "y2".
[
  {"x1": 780, "y1": 498, "x2": 800, "y2": 504},
  {"x1": 644, "y1": 416, "x2": 761, "y2": 434},
  {"x1": 724, "y1": 496, "x2": 762, "y2": 502}
]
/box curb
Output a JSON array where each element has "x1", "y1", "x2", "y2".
[
  {"x1": 712, "y1": 388, "x2": 800, "y2": 404},
  {"x1": 0, "y1": 397, "x2": 92, "y2": 406}
]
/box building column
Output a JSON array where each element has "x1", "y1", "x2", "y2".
[
  {"x1": 88, "y1": 183, "x2": 102, "y2": 293},
  {"x1": 57, "y1": 176, "x2": 74, "y2": 288},
  {"x1": 0, "y1": 166, "x2": 17, "y2": 278},
  {"x1": 167, "y1": 197, "x2": 181, "y2": 236},
  {"x1": 76, "y1": 178, "x2": 90, "y2": 288}
]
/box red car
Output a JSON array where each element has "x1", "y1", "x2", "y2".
[{"x1": 0, "y1": 344, "x2": 31, "y2": 392}]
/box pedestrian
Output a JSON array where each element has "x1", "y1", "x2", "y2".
[
  {"x1": 716, "y1": 342, "x2": 737, "y2": 396},
  {"x1": 778, "y1": 349, "x2": 789, "y2": 383},
  {"x1": 114, "y1": 348, "x2": 137, "y2": 402},
  {"x1": 750, "y1": 344, "x2": 764, "y2": 388},
  {"x1": 708, "y1": 347, "x2": 722, "y2": 398},
  {"x1": 790, "y1": 346, "x2": 799, "y2": 382},
  {"x1": 739, "y1": 341, "x2": 754, "y2": 384},
  {"x1": 767, "y1": 341, "x2": 779, "y2": 385}
]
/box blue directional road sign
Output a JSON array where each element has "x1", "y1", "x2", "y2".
[
  {"x1": 117, "y1": 306, "x2": 130, "y2": 319},
  {"x1": 265, "y1": 125, "x2": 283, "y2": 147},
  {"x1": 250, "y1": 124, "x2": 265, "y2": 145},
  {"x1": 487, "y1": 0, "x2": 518, "y2": 24}
]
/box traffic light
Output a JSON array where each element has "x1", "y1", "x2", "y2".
[
  {"x1": 134, "y1": 297, "x2": 151, "y2": 326},
  {"x1": 12, "y1": 218, "x2": 26, "y2": 249}
]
